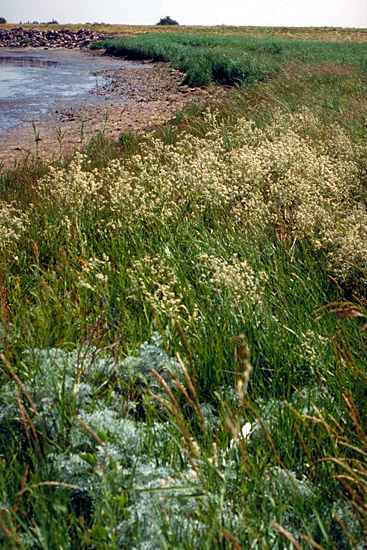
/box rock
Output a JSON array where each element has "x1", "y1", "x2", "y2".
[{"x1": 0, "y1": 27, "x2": 105, "y2": 49}]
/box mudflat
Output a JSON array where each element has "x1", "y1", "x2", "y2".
[{"x1": 0, "y1": 48, "x2": 219, "y2": 169}]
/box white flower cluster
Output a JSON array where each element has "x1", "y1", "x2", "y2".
[
  {"x1": 129, "y1": 254, "x2": 199, "y2": 325},
  {"x1": 0, "y1": 201, "x2": 27, "y2": 252},
  {"x1": 198, "y1": 253, "x2": 264, "y2": 307},
  {"x1": 4, "y1": 106, "x2": 365, "y2": 290},
  {"x1": 77, "y1": 254, "x2": 110, "y2": 293}
]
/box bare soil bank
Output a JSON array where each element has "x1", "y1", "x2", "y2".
[{"x1": 0, "y1": 51, "x2": 223, "y2": 169}]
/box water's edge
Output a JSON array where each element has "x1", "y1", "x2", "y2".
[{"x1": 0, "y1": 48, "x2": 148, "y2": 130}]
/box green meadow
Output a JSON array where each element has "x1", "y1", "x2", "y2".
[{"x1": 0, "y1": 30, "x2": 367, "y2": 548}]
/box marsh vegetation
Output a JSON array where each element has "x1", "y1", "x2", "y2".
[{"x1": 0, "y1": 28, "x2": 367, "y2": 549}]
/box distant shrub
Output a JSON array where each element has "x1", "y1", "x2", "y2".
[
  {"x1": 0, "y1": 17, "x2": 7, "y2": 24},
  {"x1": 157, "y1": 15, "x2": 179, "y2": 26}
]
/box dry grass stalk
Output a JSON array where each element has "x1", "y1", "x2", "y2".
[
  {"x1": 294, "y1": 422, "x2": 315, "y2": 480},
  {"x1": 149, "y1": 368, "x2": 199, "y2": 456},
  {"x1": 13, "y1": 465, "x2": 29, "y2": 514},
  {"x1": 334, "y1": 512, "x2": 361, "y2": 550},
  {"x1": 14, "y1": 385, "x2": 41, "y2": 453},
  {"x1": 15, "y1": 385, "x2": 31, "y2": 445},
  {"x1": 221, "y1": 526, "x2": 242, "y2": 550},
  {"x1": 298, "y1": 533, "x2": 327, "y2": 550},
  {"x1": 145, "y1": 386, "x2": 205, "y2": 487},
  {"x1": 313, "y1": 302, "x2": 365, "y2": 323},
  {"x1": 225, "y1": 405, "x2": 250, "y2": 475},
  {"x1": 343, "y1": 392, "x2": 366, "y2": 443},
  {"x1": 175, "y1": 353, "x2": 206, "y2": 432},
  {"x1": 75, "y1": 416, "x2": 106, "y2": 448},
  {"x1": 244, "y1": 396, "x2": 300, "y2": 495},
  {"x1": 17, "y1": 481, "x2": 80, "y2": 497},
  {"x1": 148, "y1": 297, "x2": 170, "y2": 354},
  {"x1": 271, "y1": 520, "x2": 304, "y2": 550},
  {"x1": 164, "y1": 361, "x2": 206, "y2": 433},
  {"x1": 1, "y1": 353, "x2": 38, "y2": 414},
  {"x1": 0, "y1": 508, "x2": 19, "y2": 549},
  {"x1": 304, "y1": 406, "x2": 342, "y2": 440},
  {"x1": 173, "y1": 318, "x2": 195, "y2": 381}
]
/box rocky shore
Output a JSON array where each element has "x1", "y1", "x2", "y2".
[{"x1": 0, "y1": 27, "x2": 105, "y2": 49}]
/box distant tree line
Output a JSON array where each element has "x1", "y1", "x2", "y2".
[
  {"x1": 18, "y1": 19, "x2": 59, "y2": 25},
  {"x1": 0, "y1": 17, "x2": 7, "y2": 24}
]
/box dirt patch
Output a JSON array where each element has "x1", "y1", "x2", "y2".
[{"x1": 0, "y1": 54, "x2": 223, "y2": 169}]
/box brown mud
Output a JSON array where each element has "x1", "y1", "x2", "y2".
[{"x1": 0, "y1": 51, "x2": 223, "y2": 170}]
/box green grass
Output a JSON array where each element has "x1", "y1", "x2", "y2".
[
  {"x1": 1, "y1": 31, "x2": 367, "y2": 548},
  {"x1": 92, "y1": 33, "x2": 367, "y2": 85}
]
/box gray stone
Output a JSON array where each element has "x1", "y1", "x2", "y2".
[{"x1": 0, "y1": 27, "x2": 105, "y2": 49}]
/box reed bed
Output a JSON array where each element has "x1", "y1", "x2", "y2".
[{"x1": 92, "y1": 33, "x2": 367, "y2": 85}]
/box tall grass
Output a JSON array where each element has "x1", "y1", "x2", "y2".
[
  {"x1": 0, "y1": 31, "x2": 367, "y2": 548},
  {"x1": 92, "y1": 33, "x2": 367, "y2": 85}
]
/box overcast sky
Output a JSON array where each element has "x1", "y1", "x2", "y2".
[{"x1": 1, "y1": 0, "x2": 366, "y2": 28}]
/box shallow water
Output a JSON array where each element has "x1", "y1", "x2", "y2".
[{"x1": 0, "y1": 49, "x2": 143, "y2": 130}]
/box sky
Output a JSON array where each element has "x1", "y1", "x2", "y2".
[{"x1": 1, "y1": 0, "x2": 366, "y2": 28}]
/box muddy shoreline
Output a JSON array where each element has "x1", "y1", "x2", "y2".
[{"x1": 0, "y1": 48, "x2": 221, "y2": 169}]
